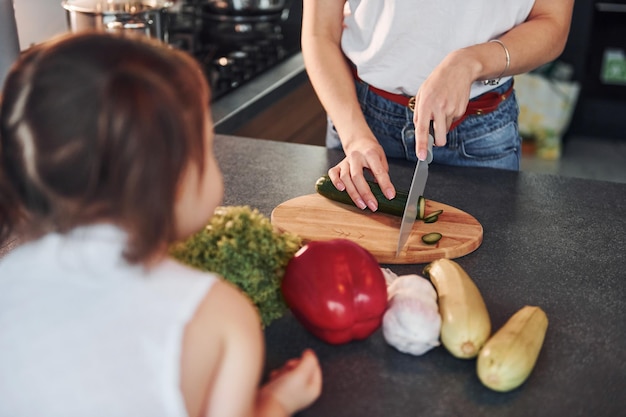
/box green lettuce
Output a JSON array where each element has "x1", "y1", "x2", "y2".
[{"x1": 170, "y1": 206, "x2": 302, "y2": 327}]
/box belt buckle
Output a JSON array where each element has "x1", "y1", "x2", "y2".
[{"x1": 408, "y1": 96, "x2": 415, "y2": 112}]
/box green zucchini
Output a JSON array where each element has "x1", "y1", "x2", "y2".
[
  {"x1": 418, "y1": 196, "x2": 426, "y2": 220},
  {"x1": 422, "y1": 232, "x2": 443, "y2": 244},
  {"x1": 315, "y1": 175, "x2": 425, "y2": 219},
  {"x1": 423, "y1": 214, "x2": 439, "y2": 224},
  {"x1": 423, "y1": 209, "x2": 443, "y2": 223}
]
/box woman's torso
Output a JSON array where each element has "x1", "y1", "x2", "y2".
[{"x1": 342, "y1": 0, "x2": 535, "y2": 98}]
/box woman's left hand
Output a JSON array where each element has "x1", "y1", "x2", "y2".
[{"x1": 411, "y1": 50, "x2": 475, "y2": 160}]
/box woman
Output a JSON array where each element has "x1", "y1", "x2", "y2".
[{"x1": 302, "y1": 0, "x2": 574, "y2": 212}]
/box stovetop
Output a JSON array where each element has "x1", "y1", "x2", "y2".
[{"x1": 167, "y1": 2, "x2": 301, "y2": 101}]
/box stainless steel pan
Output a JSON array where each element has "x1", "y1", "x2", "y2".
[{"x1": 62, "y1": 0, "x2": 174, "y2": 41}]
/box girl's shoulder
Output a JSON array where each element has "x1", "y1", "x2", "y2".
[{"x1": 180, "y1": 278, "x2": 264, "y2": 417}]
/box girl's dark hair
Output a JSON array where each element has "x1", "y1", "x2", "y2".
[{"x1": 0, "y1": 32, "x2": 209, "y2": 263}]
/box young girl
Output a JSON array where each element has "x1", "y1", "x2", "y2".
[{"x1": 0, "y1": 32, "x2": 321, "y2": 417}]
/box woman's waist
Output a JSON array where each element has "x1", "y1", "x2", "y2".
[{"x1": 352, "y1": 64, "x2": 514, "y2": 107}]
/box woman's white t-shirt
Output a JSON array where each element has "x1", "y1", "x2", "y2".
[
  {"x1": 0, "y1": 225, "x2": 218, "y2": 417},
  {"x1": 342, "y1": 0, "x2": 536, "y2": 98}
]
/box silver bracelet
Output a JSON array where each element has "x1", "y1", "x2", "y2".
[{"x1": 483, "y1": 39, "x2": 510, "y2": 86}]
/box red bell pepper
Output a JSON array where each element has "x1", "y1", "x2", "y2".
[{"x1": 281, "y1": 239, "x2": 388, "y2": 344}]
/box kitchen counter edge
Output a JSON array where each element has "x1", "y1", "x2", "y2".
[{"x1": 211, "y1": 52, "x2": 307, "y2": 135}]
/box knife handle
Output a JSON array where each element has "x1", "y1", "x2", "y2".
[{"x1": 426, "y1": 124, "x2": 434, "y2": 164}]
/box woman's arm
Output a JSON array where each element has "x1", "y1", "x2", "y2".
[
  {"x1": 412, "y1": 0, "x2": 575, "y2": 158},
  {"x1": 302, "y1": 0, "x2": 396, "y2": 212}
]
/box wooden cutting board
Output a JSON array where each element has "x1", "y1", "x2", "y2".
[{"x1": 271, "y1": 194, "x2": 483, "y2": 264}]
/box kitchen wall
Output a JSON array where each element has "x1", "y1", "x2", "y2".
[
  {"x1": 1, "y1": 0, "x2": 20, "y2": 84},
  {"x1": 14, "y1": 0, "x2": 68, "y2": 50}
]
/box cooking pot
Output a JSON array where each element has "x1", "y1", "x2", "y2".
[
  {"x1": 62, "y1": 0, "x2": 174, "y2": 41},
  {"x1": 204, "y1": 0, "x2": 289, "y2": 17}
]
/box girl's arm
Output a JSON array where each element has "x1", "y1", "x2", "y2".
[{"x1": 180, "y1": 280, "x2": 321, "y2": 417}]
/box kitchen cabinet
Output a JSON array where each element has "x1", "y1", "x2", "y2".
[
  {"x1": 560, "y1": 0, "x2": 626, "y2": 139},
  {"x1": 229, "y1": 79, "x2": 327, "y2": 146}
]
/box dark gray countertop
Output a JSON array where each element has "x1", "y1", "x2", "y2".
[{"x1": 214, "y1": 134, "x2": 626, "y2": 417}]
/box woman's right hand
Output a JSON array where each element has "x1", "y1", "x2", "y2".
[
  {"x1": 327, "y1": 137, "x2": 396, "y2": 213},
  {"x1": 301, "y1": 0, "x2": 395, "y2": 213},
  {"x1": 259, "y1": 349, "x2": 323, "y2": 415}
]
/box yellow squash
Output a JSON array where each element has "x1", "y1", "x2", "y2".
[
  {"x1": 423, "y1": 258, "x2": 491, "y2": 359},
  {"x1": 476, "y1": 305, "x2": 548, "y2": 392}
]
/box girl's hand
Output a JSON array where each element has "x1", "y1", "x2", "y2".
[{"x1": 259, "y1": 349, "x2": 323, "y2": 415}]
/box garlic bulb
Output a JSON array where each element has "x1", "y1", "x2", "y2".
[{"x1": 382, "y1": 274, "x2": 441, "y2": 356}]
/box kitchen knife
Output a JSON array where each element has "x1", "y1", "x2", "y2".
[{"x1": 395, "y1": 128, "x2": 434, "y2": 257}]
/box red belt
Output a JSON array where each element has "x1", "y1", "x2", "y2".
[{"x1": 351, "y1": 66, "x2": 514, "y2": 131}]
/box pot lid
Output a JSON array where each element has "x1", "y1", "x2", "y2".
[{"x1": 62, "y1": 0, "x2": 175, "y2": 14}]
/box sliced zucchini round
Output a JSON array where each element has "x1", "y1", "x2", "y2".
[
  {"x1": 422, "y1": 232, "x2": 443, "y2": 245},
  {"x1": 423, "y1": 209, "x2": 443, "y2": 223}
]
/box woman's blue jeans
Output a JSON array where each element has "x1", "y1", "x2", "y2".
[{"x1": 326, "y1": 78, "x2": 521, "y2": 170}]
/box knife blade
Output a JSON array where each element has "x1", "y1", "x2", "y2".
[{"x1": 395, "y1": 128, "x2": 434, "y2": 257}]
